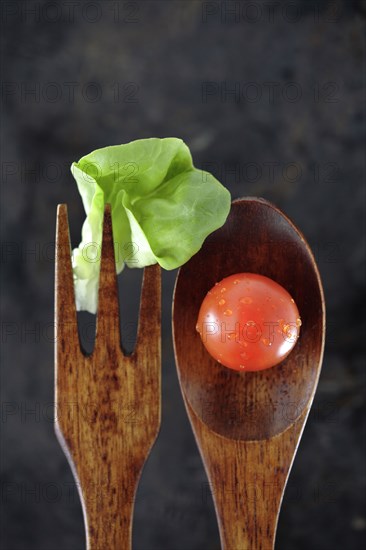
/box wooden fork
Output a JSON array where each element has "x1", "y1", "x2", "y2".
[{"x1": 54, "y1": 204, "x2": 161, "y2": 550}]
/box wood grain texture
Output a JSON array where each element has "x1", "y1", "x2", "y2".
[
  {"x1": 173, "y1": 198, "x2": 325, "y2": 550},
  {"x1": 55, "y1": 204, "x2": 161, "y2": 550}
]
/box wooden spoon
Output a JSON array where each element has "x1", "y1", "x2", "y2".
[{"x1": 172, "y1": 197, "x2": 325, "y2": 550}]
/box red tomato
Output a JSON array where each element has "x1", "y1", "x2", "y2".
[{"x1": 196, "y1": 273, "x2": 301, "y2": 372}]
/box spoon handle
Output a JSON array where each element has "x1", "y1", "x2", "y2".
[{"x1": 188, "y1": 403, "x2": 308, "y2": 550}]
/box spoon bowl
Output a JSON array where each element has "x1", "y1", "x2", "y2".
[{"x1": 173, "y1": 197, "x2": 325, "y2": 549}]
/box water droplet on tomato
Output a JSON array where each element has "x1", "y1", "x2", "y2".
[
  {"x1": 223, "y1": 309, "x2": 232, "y2": 316},
  {"x1": 240, "y1": 297, "x2": 252, "y2": 304},
  {"x1": 218, "y1": 299, "x2": 226, "y2": 306},
  {"x1": 262, "y1": 338, "x2": 271, "y2": 346}
]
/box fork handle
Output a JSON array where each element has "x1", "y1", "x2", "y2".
[
  {"x1": 68, "y1": 448, "x2": 144, "y2": 549},
  {"x1": 55, "y1": 341, "x2": 160, "y2": 550}
]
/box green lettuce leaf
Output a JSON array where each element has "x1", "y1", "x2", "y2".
[{"x1": 71, "y1": 137, "x2": 231, "y2": 313}]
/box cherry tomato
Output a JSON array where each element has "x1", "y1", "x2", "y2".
[{"x1": 196, "y1": 273, "x2": 301, "y2": 372}]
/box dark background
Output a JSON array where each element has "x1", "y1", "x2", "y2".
[{"x1": 1, "y1": 0, "x2": 365, "y2": 549}]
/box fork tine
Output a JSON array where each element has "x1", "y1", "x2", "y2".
[
  {"x1": 95, "y1": 204, "x2": 122, "y2": 352},
  {"x1": 135, "y1": 264, "x2": 161, "y2": 352},
  {"x1": 55, "y1": 204, "x2": 80, "y2": 356}
]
